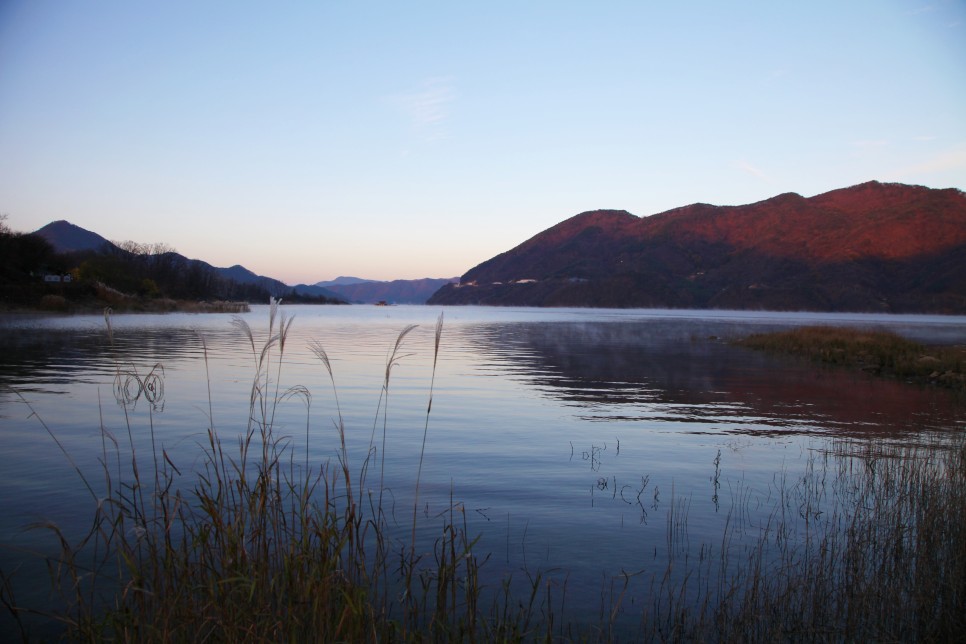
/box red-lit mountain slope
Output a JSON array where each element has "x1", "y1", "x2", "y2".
[{"x1": 428, "y1": 181, "x2": 966, "y2": 312}]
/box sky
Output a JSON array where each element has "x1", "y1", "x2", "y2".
[{"x1": 1, "y1": 1, "x2": 964, "y2": 285}]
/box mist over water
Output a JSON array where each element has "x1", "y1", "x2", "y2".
[{"x1": 1, "y1": 305, "x2": 964, "y2": 632}]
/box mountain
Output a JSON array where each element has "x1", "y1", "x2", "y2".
[
  {"x1": 314, "y1": 276, "x2": 371, "y2": 287},
  {"x1": 305, "y1": 276, "x2": 459, "y2": 304},
  {"x1": 289, "y1": 282, "x2": 348, "y2": 300},
  {"x1": 312, "y1": 277, "x2": 458, "y2": 304},
  {"x1": 34, "y1": 220, "x2": 118, "y2": 254},
  {"x1": 33, "y1": 220, "x2": 345, "y2": 303},
  {"x1": 428, "y1": 181, "x2": 966, "y2": 313},
  {"x1": 210, "y1": 264, "x2": 318, "y2": 299},
  {"x1": 31, "y1": 220, "x2": 451, "y2": 305}
]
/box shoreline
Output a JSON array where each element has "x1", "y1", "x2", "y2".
[{"x1": 0, "y1": 298, "x2": 251, "y2": 316}]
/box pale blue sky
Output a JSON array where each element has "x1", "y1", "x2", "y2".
[{"x1": 2, "y1": 1, "x2": 964, "y2": 284}]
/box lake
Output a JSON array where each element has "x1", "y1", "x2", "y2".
[{"x1": 1, "y1": 304, "x2": 964, "y2": 635}]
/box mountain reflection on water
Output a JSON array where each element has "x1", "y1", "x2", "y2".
[{"x1": 458, "y1": 317, "x2": 964, "y2": 440}]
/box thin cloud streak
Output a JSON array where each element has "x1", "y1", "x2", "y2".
[
  {"x1": 851, "y1": 139, "x2": 889, "y2": 148},
  {"x1": 392, "y1": 77, "x2": 456, "y2": 140},
  {"x1": 888, "y1": 143, "x2": 966, "y2": 179},
  {"x1": 735, "y1": 160, "x2": 772, "y2": 182}
]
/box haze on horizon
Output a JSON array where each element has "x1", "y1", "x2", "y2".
[{"x1": 1, "y1": 1, "x2": 964, "y2": 286}]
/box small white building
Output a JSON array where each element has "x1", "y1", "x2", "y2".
[{"x1": 43, "y1": 273, "x2": 72, "y2": 283}]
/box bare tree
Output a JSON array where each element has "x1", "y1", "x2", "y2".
[
  {"x1": 112, "y1": 240, "x2": 178, "y2": 255},
  {"x1": 148, "y1": 241, "x2": 177, "y2": 255}
]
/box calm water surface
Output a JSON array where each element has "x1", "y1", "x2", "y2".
[{"x1": 1, "y1": 305, "x2": 964, "y2": 630}]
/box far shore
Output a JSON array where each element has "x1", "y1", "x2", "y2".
[{"x1": 0, "y1": 298, "x2": 251, "y2": 316}]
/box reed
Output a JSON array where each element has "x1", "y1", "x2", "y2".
[
  {"x1": 617, "y1": 432, "x2": 966, "y2": 642},
  {"x1": 737, "y1": 325, "x2": 966, "y2": 392},
  {"x1": 0, "y1": 301, "x2": 540, "y2": 641},
  {"x1": 2, "y1": 307, "x2": 964, "y2": 641}
]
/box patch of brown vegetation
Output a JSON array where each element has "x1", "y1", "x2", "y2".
[{"x1": 736, "y1": 325, "x2": 966, "y2": 394}]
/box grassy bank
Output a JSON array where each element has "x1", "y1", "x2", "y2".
[
  {"x1": 53, "y1": 280, "x2": 253, "y2": 313},
  {"x1": 1, "y1": 281, "x2": 251, "y2": 314},
  {"x1": 2, "y1": 308, "x2": 964, "y2": 641},
  {"x1": 737, "y1": 325, "x2": 966, "y2": 393}
]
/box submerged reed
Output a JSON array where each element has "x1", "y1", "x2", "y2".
[
  {"x1": 627, "y1": 434, "x2": 966, "y2": 642},
  {"x1": 1, "y1": 305, "x2": 963, "y2": 642}
]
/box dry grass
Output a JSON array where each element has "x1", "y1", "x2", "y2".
[
  {"x1": 626, "y1": 434, "x2": 966, "y2": 642},
  {"x1": 737, "y1": 325, "x2": 966, "y2": 393}
]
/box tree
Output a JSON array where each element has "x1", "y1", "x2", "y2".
[
  {"x1": 112, "y1": 240, "x2": 178, "y2": 256},
  {"x1": 0, "y1": 215, "x2": 58, "y2": 281}
]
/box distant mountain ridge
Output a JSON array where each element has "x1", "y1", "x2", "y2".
[
  {"x1": 312, "y1": 277, "x2": 458, "y2": 304},
  {"x1": 33, "y1": 221, "x2": 450, "y2": 304},
  {"x1": 34, "y1": 220, "x2": 318, "y2": 299},
  {"x1": 314, "y1": 276, "x2": 371, "y2": 287},
  {"x1": 216, "y1": 264, "x2": 346, "y2": 300},
  {"x1": 428, "y1": 181, "x2": 966, "y2": 313}
]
